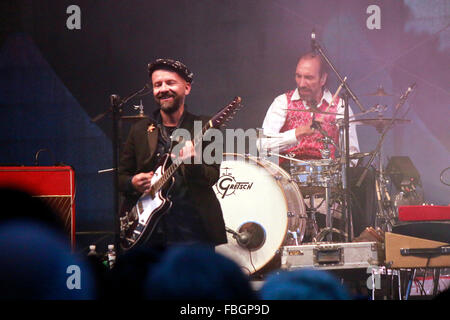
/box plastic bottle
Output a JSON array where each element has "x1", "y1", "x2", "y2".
[
  {"x1": 87, "y1": 245, "x2": 97, "y2": 257},
  {"x1": 107, "y1": 244, "x2": 116, "y2": 269}
]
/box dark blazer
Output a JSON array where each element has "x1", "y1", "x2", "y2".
[{"x1": 118, "y1": 110, "x2": 227, "y2": 246}]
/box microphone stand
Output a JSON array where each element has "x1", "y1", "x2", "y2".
[
  {"x1": 312, "y1": 36, "x2": 367, "y2": 242},
  {"x1": 91, "y1": 83, "x2": 151, "y2": 255}
]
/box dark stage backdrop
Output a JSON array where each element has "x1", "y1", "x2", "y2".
[{"x1": 0, "y1": 1, "x2": 449, "y2": 249}]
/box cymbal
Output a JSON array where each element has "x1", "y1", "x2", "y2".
[
  {"x1": 286, "y1": 108, "x2": 343, "y2": 116},
  {"x1": 365, "y1": 86, "x2": 393, "y2": 97},
  {"x1": 350, "y1": 118, "x2": 411, "y2": 132},
  {"x1": 121, "y1": 114, "x2": 148, "y2": 120}
]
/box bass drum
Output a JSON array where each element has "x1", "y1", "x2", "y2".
[{"x1": 214, "y1": 153, "x2": 307, "y2": 275}]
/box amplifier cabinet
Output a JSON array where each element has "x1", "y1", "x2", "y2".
[{"x1": 0, "y1": 166, "x2": 76, "y2": 248}]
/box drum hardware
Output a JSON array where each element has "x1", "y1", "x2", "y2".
[
  {"x1": 350, "y1": 118, "x2": 411, "y2": 134},
  {"x1": 287, "y1": 230, "x2": 301, "y2": 246},
  {"x1": 120, "y1": 100, "x2": 148, "y2": 120},
  {"x1": 305, "y1": 195, "x2": 321, "y2": 242},
  {"x1": 315, "y1": 227, "x2": 348, "y2": 242},
  {"x1": 355, "y1": 83, "x2": 416, "y2": 233},
  {"x1": 317, "y1": 136, "x2": 339, "y2": 159}
]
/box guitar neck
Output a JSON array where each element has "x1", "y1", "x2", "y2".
[{"x1": 152, "y1": 121, "x2": 212, "y2": 193}]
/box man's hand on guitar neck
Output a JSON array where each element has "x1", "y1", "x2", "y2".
[{"x1": 132, "y1": 172, "x2": 154, "y2": 194}]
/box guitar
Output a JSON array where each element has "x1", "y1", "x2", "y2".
[{"x1": 119, "y1": 97, "x2": 243, "y2": 251}]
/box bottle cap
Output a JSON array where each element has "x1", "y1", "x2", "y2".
[
  {"x1": 89, "y1": 245, "x2": 96, "y2": 251},
  {"x1": 108, "y1": 244, "x2": 114, "y2": 250}
]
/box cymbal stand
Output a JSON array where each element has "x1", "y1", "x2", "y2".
[
  {"x1": 356, "y1": 84, "x2": 416, "y2": 232},
  {"x1": 320, "y1": 137, "x2": 334, "y2": 242},
  {"x1": 374, "y1": 136, "x2": 397, "y2": 232}
]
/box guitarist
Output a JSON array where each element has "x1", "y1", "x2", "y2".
[{"x1": 118, "y1": 58, "x2": 227, "y2": 250}]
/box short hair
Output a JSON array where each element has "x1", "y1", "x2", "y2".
[{"x1": 297, "y1": 52, "x2": 328, "y2": 76}]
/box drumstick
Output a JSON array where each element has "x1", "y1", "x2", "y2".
[{"x1": 326, "y1": 76, "x2": 347, "y2": 112}]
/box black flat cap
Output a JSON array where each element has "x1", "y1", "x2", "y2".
[{"x1": 147, "y1": 58, "x2": 194, "y2": 83}]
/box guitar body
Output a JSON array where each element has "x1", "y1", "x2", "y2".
[
  {"x1": 119, "y1": 155, "x2": 174, "y2": 251},
  {"x1": 119, "y1": 96, "x2": 242, "y2": 251}
]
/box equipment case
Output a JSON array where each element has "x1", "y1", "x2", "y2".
[{"x1": 281, "y1": 241, "x2": 384, "y2": 270}]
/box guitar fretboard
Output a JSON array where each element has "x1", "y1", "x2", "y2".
[{"x1": 151, "y1": 121, "x2": 211, "y2": 193}]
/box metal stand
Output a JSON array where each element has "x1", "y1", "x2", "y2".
[
  {"x1": 91, "y1": 83, "x2": 151, "y2": 255},
  {"x1": 312, "y1": 33, "x2": 367, "y2": 242},
  {"x1": 356, "y1": 84, "x2": 416, "y2": 232}
]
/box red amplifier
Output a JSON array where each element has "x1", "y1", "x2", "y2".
[
  {"x1": 0, "y1": 166, "x2": 75, "y2": 248},
  {"x1": 398, "y1": 205, "x2": 450, "y2": 222}
]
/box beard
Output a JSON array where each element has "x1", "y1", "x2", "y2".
[
  {"x1": 298, "y1": 87, "x2": 321, "y2": 106},
  {"x1": 155, "y1": 92, "x2": 184, "y2": 114}
]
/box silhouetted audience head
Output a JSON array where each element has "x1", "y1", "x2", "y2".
[
  {"x1": 259, "y1": 269, "x2": 351, "y2": 300},
  {"x1": 0, "y1": 187, "x2": 66, "y2": 235},
  {"x1": 0, "y1": 220, "x2": 95, "y2": 299},
  {"x1": 144, "y1": 244, "x2": 257, "y2": 300},
  {"x1": 102, "y1": 245, "x2": 163, "y2": 299},
  {"x1": 434, "y1": 287, "x2": 450, "y2": 301},
  {"x1": 0, "y1": 188, "x2": 95, "y2": 299}
]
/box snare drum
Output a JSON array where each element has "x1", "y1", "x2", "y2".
[
  {"x1": 289, "y1": 159, "x2": 341, "y2": 195},
  {"x1": 214, "y1": 153, "x2": 307, "y2": 275}
]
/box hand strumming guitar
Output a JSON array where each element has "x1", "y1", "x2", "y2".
[{"x1": 132, "y1": 172, "x2": 154, "y2": 194}]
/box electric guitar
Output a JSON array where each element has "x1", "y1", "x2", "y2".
[{"x1": 119, "y1": 97, "x2": 242, "y2": 251}]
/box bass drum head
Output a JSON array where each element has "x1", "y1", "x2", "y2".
[{"x1": 214, "y1": 153, "x2": 306, "y2": 275}]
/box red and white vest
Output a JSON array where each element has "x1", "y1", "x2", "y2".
[{"x1": 280, "y1": 89, "x2": 340, "y2": 160}]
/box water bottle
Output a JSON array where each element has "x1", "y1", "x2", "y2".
[
  {"x1": 87, "y1": 245, "x2": 97, "y2": 257},
  {"x1": 107, "y1": 244, "x2": 116, "y2": 269}
]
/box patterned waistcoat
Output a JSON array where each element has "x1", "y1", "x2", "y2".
[{"x1": 280, "y1": 89, "x2": 340, "y2": 160}]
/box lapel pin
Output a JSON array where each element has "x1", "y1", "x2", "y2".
[{"x1": 147, "y1": 124, "x2": 156, "y2": 133}]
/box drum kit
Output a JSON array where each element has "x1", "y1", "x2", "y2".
[{"x1": 213, "y1": 85, "x2": 416, "y2": 276}]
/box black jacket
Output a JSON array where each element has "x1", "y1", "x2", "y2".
[{"x1": 118, "y1": 110, "x2": 227, "y2": 246}]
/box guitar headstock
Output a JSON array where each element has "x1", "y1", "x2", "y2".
[{"x1": 210, "y1": 96, "x2": 243, "y2": 129}]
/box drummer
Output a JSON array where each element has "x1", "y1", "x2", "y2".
[{"x1": 259, "y1": 52, "x2": 359, "y2": 164}]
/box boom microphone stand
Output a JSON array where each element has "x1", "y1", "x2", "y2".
[
  {"x1": 311, "y1": 31, "x2": 367, "y2": 242},
  {"x1": 92, "y1": 83, "x2": 151, "y2": 255}
]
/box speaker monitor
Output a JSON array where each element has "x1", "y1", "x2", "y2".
[{"x1": 386, "y1": 156, "x2": 421, "y2": 189}]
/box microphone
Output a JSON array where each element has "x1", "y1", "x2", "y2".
[
  {"x1": 225, "y1": 227, "x2": 250, "y2": 246},
  {"x1": 236, "y1": 231, "x2": 251, "y2": 246},
  {"x1": 311, "y1": 29, "x2": 317, "y2": 53},
  {"x1": 226, "y1": 224, "x2": 265, "y2": 250}
]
